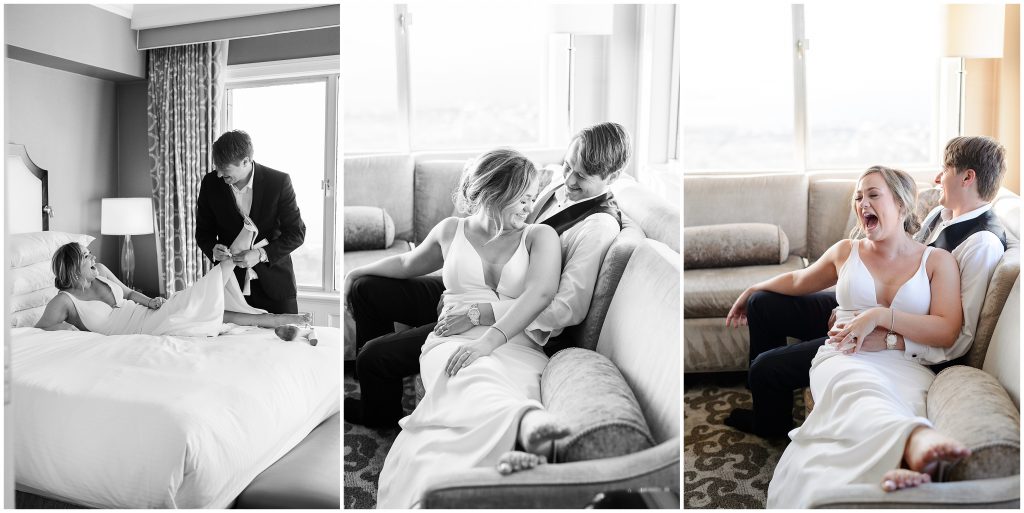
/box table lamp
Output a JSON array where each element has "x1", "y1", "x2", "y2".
[
  {"x1": 549, "y1": 4, "x2": 614, "y2": 135},
  {"x1": 101, "y1": 198, "x2": 154, "y2": 289},
  {"x1": 943, "y1": 5, "x2": 1005, "y2": 135}
]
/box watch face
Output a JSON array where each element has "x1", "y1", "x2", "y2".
[{"x1": 886, "y1": 333, "x2": 897, "y2": 347}]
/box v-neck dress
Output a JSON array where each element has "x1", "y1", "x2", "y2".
[
  {"x1": 377, "y1": 219, "x2": 548, "y2": 509},
  {"x1": 60, "y1": 261, "x2": 264, "y2": 337},
  {"x1": 767, "y1": 240, "x2": 937, "y2": 508}
]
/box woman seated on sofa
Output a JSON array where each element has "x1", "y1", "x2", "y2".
[
  {"x1": 35, "y1": 242, "x2": 310, "y2": 337},
  {"x1": 344, "y1": 148, "x2": 572, "y2": 508},
  {"x1": 727, "y1": 166, "x2": 971, "y2": 508}
]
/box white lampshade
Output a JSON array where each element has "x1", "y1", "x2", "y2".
[
  {"x1": 944, "y1": 4, "x2": 1005, "y2": 58},
  {"x1": 101, "y1": 198, "x2": 155, "y2": 235},
  {"x1": 548, "y1": 4, "x2": 614, "y2": 35}
]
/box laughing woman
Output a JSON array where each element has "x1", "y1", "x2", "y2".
[
  {"x1": 344, "y1": 148, "x2": 569, "y2": 508},
  {"x1": 35, "y1": 242, "x2": 310, "y2": 336},
  {"x1": 727, "y1": 166, "x2": 971, "y2": 507}
]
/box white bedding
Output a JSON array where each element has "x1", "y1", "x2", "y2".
[{"x1": 11, "y1": 325, "x2": 340, "y2": 508}]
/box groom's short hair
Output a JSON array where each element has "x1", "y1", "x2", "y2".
[
  {"x1": 944, "y1": 136, "x2": 1006, "y2": 201},
  {"x1": 574, "y1": 122, "x2": 632, "y2": 180},
  {"x1": 212, "y1": 130, "x2": 255, "y2": 168}
]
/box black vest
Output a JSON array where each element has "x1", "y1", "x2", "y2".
[
  {"x1": 540, "y1": 192, "x2": 622, "y2": 236},
  {"x1": 922, "y1": 209, "x2": 1008, "y2": 252}
]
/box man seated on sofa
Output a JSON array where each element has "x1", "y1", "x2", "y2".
[
  {"x1": 725, "y1": 135, "x2": 1009, "y2": 438},
  {"x1": 344, "y1": 121, "x2": 632, "y2": 428}
]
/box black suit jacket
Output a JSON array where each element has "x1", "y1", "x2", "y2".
[{"x1": 196, "y1": 162, "x2": 306, "y2": 300}]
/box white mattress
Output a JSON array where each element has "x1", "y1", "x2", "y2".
[{"x1": 11, "y1": 325, "x2": 340, "y2": 508}]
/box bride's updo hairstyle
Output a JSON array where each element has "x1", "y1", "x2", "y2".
[
  {"x1": 52, "y1": 242, "x2": 86, "y2": 290},
  {"x1": 454, "y1": 148, "x2": 538, "y2": 235},
  {"x1": 849, "y1": 165, "x2": 921, "y2": 239}
]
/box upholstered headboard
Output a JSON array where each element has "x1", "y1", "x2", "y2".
[{"x1": 6, "y1": 143, "x2": 51, "y2": 233}]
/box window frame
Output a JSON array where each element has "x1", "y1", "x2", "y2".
[
  {"x1": 223, "y1": 57, "x2": 340, "y2": 294},
  {"x1": 684, "y1": 4, "x2": 958, "y2": 175}
]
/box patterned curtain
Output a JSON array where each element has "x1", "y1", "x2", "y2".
[{"x1": 147, "y1": 41, "x2": 228, "y2": 295}]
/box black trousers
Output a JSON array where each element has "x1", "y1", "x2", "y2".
[
  {"x1": 348, "y1": 275, "x2": 444, "y2": 425},
  {"x1": 746, "y1": 290, "x2": 837, "y2": 434},
  {"x1": 243, "y1": 276, "x2": 298, "y2": 314}
]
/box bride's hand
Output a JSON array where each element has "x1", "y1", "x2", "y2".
[
  {"x1": 445, "y1": 334, "x2": 503, "y2": 377},
  {"x1": 434, "y1": 304, "x2": 473, "y2": 337},
  {"x1": 828, "y1": 308, "x2": 882, "y2": 354}
]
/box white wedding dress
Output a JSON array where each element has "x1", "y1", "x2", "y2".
[
  {"x1": 767, "y1": 241, "x2": 937, "y2": 508},
  {"x1": 376, "y1": 219, "x2": 548, "y2": 509}
]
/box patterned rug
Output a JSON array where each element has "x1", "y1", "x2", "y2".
[
  {"x1": 343, "y1": 362, "x2": 416, "y2": 509},
  {"x1": 683, "y1": 372, "x2": 804, "y2": 509}
]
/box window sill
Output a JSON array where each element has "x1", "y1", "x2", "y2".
[{"x1": 297, "y1": 290, "x2": 339, "y2": 302}]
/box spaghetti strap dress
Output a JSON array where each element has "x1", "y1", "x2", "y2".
[
  {"x1": 767, "y1": 241, "x2": 937, "y2": 508},
  {"x1": 61, "y1": 261, "x2": 264, "y2": 337},
  {"x1": 376, "y1": 219, "x2": 548, "y2": 509}
]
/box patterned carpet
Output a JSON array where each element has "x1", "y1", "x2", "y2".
[
  {"x1": 343, "y1": 362, "x2": 416, "y2": 509},
  {"x1": 683, "y1": 372, "x2": 804, "y2": 509}
]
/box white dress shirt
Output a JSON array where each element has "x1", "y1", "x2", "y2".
[
  {"x1": 230, "y1": 170, "x2": 255, "y2": 216},
  {"x1": 490, "y1": 176, "x2": 619, "y2": 345},
  {"x1": 903, "y1": 203, "x2": 1005, "y2": 364}
]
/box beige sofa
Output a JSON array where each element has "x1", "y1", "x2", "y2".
[
  {"x1": 683, "y1": 172, "x2": 1020, "y2": 508},
  {"x1": 344, "y1": 153, "x2": 681, "y2": 507}
]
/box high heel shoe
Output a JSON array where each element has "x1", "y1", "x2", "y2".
[{"x1": 275, "y1": 324, "x2": 317, "y2": 346}]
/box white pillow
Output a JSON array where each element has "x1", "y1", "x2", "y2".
[
  {"x1": 11, "y1": 260, "x2": 53, "y2": 295},
  {"x1": 9, "y1": 231, "x2": 95, "y2": 268}
]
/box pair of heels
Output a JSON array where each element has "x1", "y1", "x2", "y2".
[{"x1": 275, "y1": 324, "x2": 318, "y2": 346}]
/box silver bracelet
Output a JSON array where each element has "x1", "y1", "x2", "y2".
[{"x1": 490, "y1": 325, "x2": 508, "y2": 344}]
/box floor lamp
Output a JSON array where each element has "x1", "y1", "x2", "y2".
[
  {"x1": 943, "y1": 5, "x2": 1004, "y2": 136},
  {"x1": 549, "y1": 4, "x2": 614, "y2": 137},
  {"x1": 101, "y1": 198, "x2": 154, "y2": 290}
]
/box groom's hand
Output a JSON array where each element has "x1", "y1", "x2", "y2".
[
  {"x1": 232, "y1": 249, "x2": 261, "y2": 268},
  {"x1": 213, "y1": 244, "x2": 232, "y2": 262}
]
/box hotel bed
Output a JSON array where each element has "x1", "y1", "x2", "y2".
[{"x1": 6, "y1": 143, "x2": 340, "y2": 508}]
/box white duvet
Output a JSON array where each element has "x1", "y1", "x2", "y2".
[{"x1": 11, "y1": 325, "x2": 340, "y2": 508}]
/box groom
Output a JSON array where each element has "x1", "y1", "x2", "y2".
[
  {"x1": 726, "y1": 135, "x2": 1009, "y2": 438},
  {"x1": 346, "y1": 122, "x2": 632, "y2": 428},
  {"x1": 196, "y1": 130, "x2": 306, "y2": 314}
]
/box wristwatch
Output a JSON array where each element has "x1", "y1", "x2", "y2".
[
  {"x1": 468, "y1": 304, "x2": 480, "y2": 326},
  {"x1": 885, "y1": 330, "x2": 898, "y2": 350}
]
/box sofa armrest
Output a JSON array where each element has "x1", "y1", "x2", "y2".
[
  {"x1": 807, "y1": 475, "x2": 1020, "y2": 509},
  {"x1": 420, "y1": 438, "x2": 679, "y2": 508}
]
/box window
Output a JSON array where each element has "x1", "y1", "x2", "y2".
[
  {"x1": 225, "y1": 63, "x2": 339, "y2": 293},
  {"x1": 342, "y1": 3, "x2": 558, "y2": 153},
  {"x1": 682, "y1": 4, "x2": 950, "y2": 172}
]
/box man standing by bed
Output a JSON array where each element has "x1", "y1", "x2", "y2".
[{"x1": 196, "y1": 130, "x2": 306, "y2": 314}]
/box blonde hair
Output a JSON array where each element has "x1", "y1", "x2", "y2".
[
  {"x1": 52, "y1": 242, "x2": 86, "y2": 290},
  {"x1": 453, "y1": 148, "x2": 538, "y2": 237},
  {"x1": 849, "y1": 165, "x2": 920, "y2": 239}
]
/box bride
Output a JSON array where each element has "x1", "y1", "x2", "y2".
[
  {"x1": 344, "y1": 148, "x2": 570, "y2": 508},
  {"x1": 728, "y1": 166, "x2": 972, "y2": 508},
  {"x1": 35, "y1": 242, "x2": 310, "y2": 336}
]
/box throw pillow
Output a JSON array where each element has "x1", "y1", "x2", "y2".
[
  {"x1": 344, "y1": 206, "x2": 395, "y2": 251},
  {"x1": 684, "y1": 223, "x2": 789, "y2": 269},
  {"x1": 541, "y1": 348, "x2": 654, "y2": 462}
]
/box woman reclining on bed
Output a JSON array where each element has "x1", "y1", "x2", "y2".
[{"x1": 34, "y1": 242, "x2": 309, "y2": 338}]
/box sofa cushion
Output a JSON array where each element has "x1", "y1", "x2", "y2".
[
  {"x1": 344, "y1": 154, "x2": 415, "y2": 241},
  {"x1": 683, "y1": 257, "x2": 805, "y2": 318},
  {"x1": 928, "y1": 366, "x2": 1020, "y2": 482},
  {"x1": 611, "y1": 179, "x2": 680, "y2": 252},
  {"x1": 684, "y1": 223, "x2": 789, "y2": 269},
  {"x1": 414, "y1": 160, "x2": 467, "y2": 243},
  {"x1": 963, "y1": 241, "x2": 1020, "y2": 369},
  {"x1": 344, "y1": 206, "x2": 395, "y2": 251},
  {"x1": 596, "y1": 239, "x2": 679, "y2": 443},
  {"x1": 982, "y1": 276, "x2": 1019, "y2": 407},
  {"x1": 541, "y1": 348, "x2": 654, "y2": 463},
  {"x1": 684, "y1": 173, "x2": 808, "y2": 257}
]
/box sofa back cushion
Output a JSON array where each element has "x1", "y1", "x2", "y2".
[
  {"x1": 611, "y1": 178, "x2": 680, "y2": 252},
  {"x1": 413, "y1": 160, "x2": 466, "y2": 244},
  {"x1": 344, "y1": 155, "x2": 416, "y2": 242},
  {"x1": 596, "y1": 239, "x2": 679, "y2": 443},
  {"x1": 684, "y1": 173, "x2": 808, "y2": 257}
]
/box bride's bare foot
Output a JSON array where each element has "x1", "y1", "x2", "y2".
[
  {"x1": 881, "y1": 468, "x2": 931, "y2": 492},
  {"x1": 518, "y1": 409, "x2": 570, "y2": 457},
  {"x1": 904, "y1": 426, "x2": 971, "y2": 477},
  {"x1": 496, "y1": 451, "x2": 546, "y2": 475}
]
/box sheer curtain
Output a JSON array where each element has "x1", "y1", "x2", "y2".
[{"x1": 147, "y1": 41, "x2": 227, "y2": 295}]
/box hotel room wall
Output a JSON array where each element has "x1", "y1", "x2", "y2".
[
  {"x1": 228, "y1": 27, "x2": 340, "y2": 65},
  {"x1": 6, "y1": 58, "x2": 120, "y2": 268}
]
